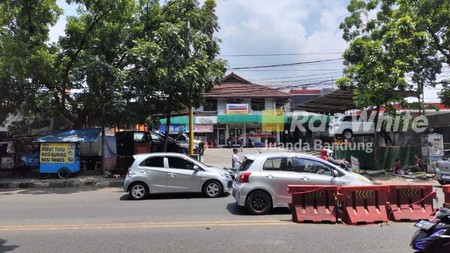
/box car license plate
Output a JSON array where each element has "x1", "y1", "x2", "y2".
[
  {"x1": 414, "y1": 220, "x2": 435, "y2": 231},
  {"x1": 442, "y1": 175, "x2": 450, "y2": 180}
]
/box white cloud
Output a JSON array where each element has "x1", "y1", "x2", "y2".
[
  {"x1": 216, "y1": 0, "x2": 351, "y2": 87},
  {"x1": 48, "y1": 0, "x2": 439, "y2": 101}
]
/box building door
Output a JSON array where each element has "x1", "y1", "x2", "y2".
[
  {"x1": 228, "y1": 126, "x2": 244, "y2": 146},
  {"x1": 218, "y1": 128, "x2": 226, "y2": 146}
]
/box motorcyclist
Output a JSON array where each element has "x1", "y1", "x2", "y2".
[
  {"x1": 320, "y1": 148, "x2": 350, "y2": 170},
  {"x1": 320, "y1": 149, "x2": 329, "y2": 161}
]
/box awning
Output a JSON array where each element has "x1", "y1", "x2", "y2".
[
  {"x1": 36, "y1": 128, "x2": 102, "y2": 143},
  {"x1": 160, "y1": 116, "x2": 190, "y2": 125},
  {"x1": 292, "y1": 88, "x2": 420, "y2": 114},
  {"x1": 218, "y1": 115, "x2": 261, "y2": 123}
]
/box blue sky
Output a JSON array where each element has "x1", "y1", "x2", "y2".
[{"x1": 50, "y1": 0, "x2": 441, "y2": 102}]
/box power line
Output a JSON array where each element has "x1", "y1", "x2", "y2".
[
  {"x1": 227, "y1": 58, "x2": 343, "y2": 70},
  {"x1": 254, "y1": 71, "x2": 342, "y2": 82},
  {"x1": 234, "y1": 68, "x2": 343, "y2": 72},
  {"x1": 220, "y1": 52, "x2": 343, "y2": 57}
]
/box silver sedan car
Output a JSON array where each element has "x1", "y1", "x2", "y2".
[
  {"x1": 232, "y1": 152, "x2": 373, "y2": 215},
  {"x1": 124, "y1": 153, "x2": 233, "y2": 200}
]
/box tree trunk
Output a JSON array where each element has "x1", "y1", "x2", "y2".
[{"x1": 162, "y1": 94, "x2": 173, "y2": 152}]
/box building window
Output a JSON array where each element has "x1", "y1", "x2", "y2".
[
  {"x1": 251, "y1": 99, "x2": 265, "y2": 111},
  {"x1": 275, "y1": 100, "x2": 285, "y2": 111},
  {"x1": 226, "y1": 98, "x2": 242, "y2": 104},
  {"x1": 203, "y1": 99, "x2": 217, "y2": 111}
]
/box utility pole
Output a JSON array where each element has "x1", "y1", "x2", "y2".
[{"x1": 189, "y1": 106, "x2": 194, "y2": 156}]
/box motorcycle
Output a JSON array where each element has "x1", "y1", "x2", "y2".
[{"x1": 411, "y1": 207, "x2": 450, "y2": 253}]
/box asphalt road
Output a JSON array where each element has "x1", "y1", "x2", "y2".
[{"x1": 0, "y1": 187, "x2": 421, "y2": 253}]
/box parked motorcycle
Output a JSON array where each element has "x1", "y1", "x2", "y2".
[{"x1": 411, "y1": 207, "x2": 450, "y2": 253}]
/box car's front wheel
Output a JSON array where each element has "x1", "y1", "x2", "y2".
[
  {"x1": 343, "y1": 129, "x2": 353, "y2": 139},
  {"x1": 203, "y1": 180, "x2": 222, "y2": 198},
  {"x1": 129, "y1": 182, "x2": 149, "y2": 200},
  {"x1": 246, "y1": 191, "x2": 272, "y2": 215}
]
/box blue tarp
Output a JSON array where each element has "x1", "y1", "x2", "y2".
[{"x1": 36, "y1": 128, "x2": 102, "y2": 143}]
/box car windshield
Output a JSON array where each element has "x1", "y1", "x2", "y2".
[
  {"x1": 442, "y1": 152, "x2": 450, "y2": 160},
  {"x1": 238, "y1": 158, "x2": 254, "y2": 171}
]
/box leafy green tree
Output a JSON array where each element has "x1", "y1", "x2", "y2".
[
  {"x1": 1, "y1": 0, "x2": 153, "y2": 133},
  {"x1": 338, "y1": 0, "x2": 446, "y2": 169},
  {"x1": 55, "y1": 0, "x2": 140, "y2": 128},
  {"x1": 128, "y1": 0, "x2": 226, "y2": 151},
  {"x1": 0, "y1": 0, "x2": 62, "y2": 131},
  {"x1": 1, "y1": 0, "x2": 225, "y2": 143}
]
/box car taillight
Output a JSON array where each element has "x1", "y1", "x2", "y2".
[
  {"x1": 239, "y1": 172, "x2": 251, "y2": 183},
  {"x1": 127, "y1": 167, "x2": 131, "y2": 176}
]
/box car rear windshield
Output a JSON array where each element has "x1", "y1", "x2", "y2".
[
  {"x1": 442, "y1": 153, "x2": 450, "y2": 160},
  {"x1": 238, "y1": 158, "x2": 254, "y2": 171}
]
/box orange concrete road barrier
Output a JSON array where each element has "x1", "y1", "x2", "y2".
[
  {"x1": 443, "y1": 185, "x2": 450, "y2": 207},
  {"x1": 387, "y1": 184, "x2": 436, "y2": 222},
  {"x1": 288, "y1": 185, "x2": 341, "y2": 224},
  {"x1": 338, "y1": 185, "x2": 390, "y2": 225}
]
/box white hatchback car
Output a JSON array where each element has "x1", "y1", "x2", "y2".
[
  {"x1": 232, "y1": 152, "x2": 373, "y2": 215},
  {"x1": 124, "y1": 153, "x2": 233, "y2": 200},
  {"x1": 328, "y1": 115, "x2": 375, "y2": 139}
]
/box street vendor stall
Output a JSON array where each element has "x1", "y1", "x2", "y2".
[{"x1": 36, "y1": 128, "x2": 102, "y2": 179}]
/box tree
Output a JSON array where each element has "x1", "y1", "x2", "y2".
[
  {"x1": 338, "y1": 0, "x2": 445, "y2": 170},
  {"x1": 0, "y1": 0, "x2": 140, "y2": 132},
  {"x1": 1, "y1": 0, "x2": 225, "y2": 141},
  {"x1": 55, "y1": 0, "x2": 141, "y2": 128},
  {"x1": 128, "y1": 0, "x2": 226, "y2": 151},
  {"x1": 0, "y1": 0, "x2": 62, "y2": 130}
]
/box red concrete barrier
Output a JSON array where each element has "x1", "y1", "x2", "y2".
[
  {"x1": 386, "y1": 184, "x2": 436, "y2": 222},
  {"x1": 288, "y1": 185, "x2": 341, "y2": 224},
  {"x1": 443, "y1": 185, "x2": 450, "y2": 207},
  {"x1": 338, "y1": 185, "x2": 390, "y2": 225}
]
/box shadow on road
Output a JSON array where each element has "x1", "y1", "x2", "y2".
[
  {"x1": 226, "y1": 202, "x2": 290, "y2": 216},
  {"x1": 120, "y1": 192, "x2": 232, "y2": 201},
  {"x1": 0, "y1": 187, "x2": 109, "y2": 196},
  {"x1": 0, "y1": 239, "x2": 19, "y2": 252}
]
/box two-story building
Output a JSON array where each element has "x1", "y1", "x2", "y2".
[{"x1": 160, "y1": 73, "x2": 291, "y2": 147}]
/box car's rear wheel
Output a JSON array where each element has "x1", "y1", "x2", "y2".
[
  {"x1": 203, "y1": 180, "x2": 222, "y2": 198},
  {"x1": 129, "y1": 182, "x2": 149, "y2": 200},
  {"x1": 246, "y1": 191, "x2": 272, "y2": 215},
  {"x1": 343, "y1": 129, "x2": 353, "y2": 139}
]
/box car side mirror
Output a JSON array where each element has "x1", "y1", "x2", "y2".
[
  {"x1": 332, "y1": 169, "x2": 339, "y2": 177},
  {"x1": 192, "y1": 165, "x2": 200, "y2": 171}
]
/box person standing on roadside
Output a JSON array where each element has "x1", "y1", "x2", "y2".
[
  {"x1": 238, "y1": 134, "x2": 244, "y2": 152},
  {"x1": 231, "y1": 148, "x2": 241, "y2": 171}
]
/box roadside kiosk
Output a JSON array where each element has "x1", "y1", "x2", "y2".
[{"x1": 36, "y1": 128, "x2": 102, "y2": 179}]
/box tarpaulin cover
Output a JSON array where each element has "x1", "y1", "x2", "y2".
[{"x1": 36, "y1": 128, "x2": 102, "y2": 143}]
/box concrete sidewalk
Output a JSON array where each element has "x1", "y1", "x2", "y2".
[
  {"x1": 0, "y1": 175, "x2": 124, "y2": 189},
  {"x1": 0, "y1": 147, "x2": 436, "y2": 189},
  {"x1": 0, "y1": 147, "x2": 292, "y2": 189}
]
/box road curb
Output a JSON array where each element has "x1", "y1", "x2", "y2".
[{"x1": 0, "y1": 178, "x2": 125, "y2": 189}]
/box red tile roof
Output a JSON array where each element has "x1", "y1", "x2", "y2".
[
  {"x1": 290, "y1": 89, "x2": 321, "y2": 95},
  {"x1": 204, "y1": 73, "x2": 291, "y2": 99}
]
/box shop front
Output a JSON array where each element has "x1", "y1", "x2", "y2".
[{"x1": 160, "y1": 114, "x2": 287, "y2": 148}]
